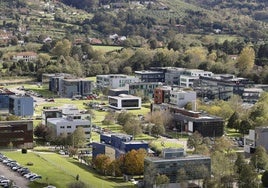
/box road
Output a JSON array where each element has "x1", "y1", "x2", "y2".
[{"x1": 0, "y1": 162, "x2": 29, "y2": 188}]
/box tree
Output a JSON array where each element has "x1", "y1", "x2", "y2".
[
  {"x1": 177, "y1": 168, "x2": 187, "y2": 188},
  {"x1": 236, "y1": 46, "x2": 255, "y2": 75},
  {"x1": 72, "y1": 127, "x2": 86, "y2": 148},
  {"x1": 238, "y1": 163, "x2": 258, "y2": 188},
  {"x1": 34, "y1": 124, "x2": 53, "y2": 141},
  {"x1": 156, "y1": 174, "x2": 169, "y2": 186},
  {"x1": 93, "y1": 154, "x2": 112, "y2": 175},
  {"x1": 235, "y1": 153, "x2": 246, "y2": 174},
  {"x1": 250, "y1": 146, "x2": 268, "y2": 171},
  {"x1": 239, "y1": 119, "x2": 252, "y2": 135},
  {"x1": 117, "y1": 111, "x2": 135, "y2": 125},
  {"x1": 123, "y1": 117, "x2": 142, "y2": 138},
  {"x1": 227, "y1": 112, "x2": 240, "y2": 131},
  {"x1": 261, "y1": 170, "x2": 268, "y2": 187},
  {"x1": 51, "y1": 39, "x2": 72, "y2": 57},
  {"x1": 123, "y1": 149, "x2": 147, "y2": 176},
  {"x1": 67, "y1": 181, "x2": 87, "y2": 188},
  {"x1": 187, "y1": 131, "x2": 204, "y2": 153},
  {"x1": 151, "y1": 124, "x2": 165, "y2": 137},
  {"x1": 102, "y1": 112, "x2": 115, "y2": 125},
  {"x1": 144, "y1": 162, "x2": 158, "y2": 187}
]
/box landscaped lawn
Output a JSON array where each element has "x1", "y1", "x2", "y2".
[
  {"x1": 149, "y1": 137, "x2": 184, "y2": 151},
  {"x1": 3, "y1": 151, "x2": 134, "y2": 188}
]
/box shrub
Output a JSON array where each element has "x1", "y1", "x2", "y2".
[
  {"x1": 21, "y1": 148, "x2": 27, "y2": 154},
  {"x1": 27, "y1": 162, "x2": 33, "y2": 166}
]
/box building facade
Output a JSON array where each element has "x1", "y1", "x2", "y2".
[
  {"x1": 92, "y1": 133, "x2": 149, "y2": 160},
  {"x1": 134, "y1": 70, "x2": 165, "y2": 83},
  {"x1": 129, "y1": 82, "x2": 162, "y2": 99},
  {"x1": 46, "y1": 116, "x2": 91, "y2": 139},
  {"x1": 144, "y1": 148, "x2": 211, "y2": 188},
  {"x1": 96, "y1": 74, "x2": 139, "y2": 89},
  {"x1": 0, "y1": 120, "x2": 33, "y2": 148},
  {"x1": 154, "y1": 86, "x2": 171, "y2": 104},
  {"x1": 169, "y1": 89, "x2": 196, "y2": 108},
  {"x1": 108, "y1": 94, "x2": 141, "y2": 110},
  {"x1": 244, "y1": 127, "x2": 268, "y2": 154},
  {"x1": 13, "y1": 52, "x2": 37, "y2": 62},
  {"x1": 9, "y1": 95, "x2": 34, "y2": 116}
]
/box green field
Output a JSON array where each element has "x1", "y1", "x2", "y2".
[
  {"x1": 3, "y1": 151, "x2": 134, "y2": 188},
  {"x1": 92, "y1": 45, "x2": 123, "y2": 52}
]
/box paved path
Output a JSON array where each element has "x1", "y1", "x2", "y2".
[{"x1": 0, "y1": 162, "x2": 29, "y2": 188}]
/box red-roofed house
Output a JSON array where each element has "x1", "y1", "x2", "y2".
[{"x1": 13, "y1": 52, "x2": 37, "y2": 62}]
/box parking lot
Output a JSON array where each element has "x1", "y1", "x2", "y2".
[{"x1": 0, "y1": 162, "x2": 29, "y2": 187}]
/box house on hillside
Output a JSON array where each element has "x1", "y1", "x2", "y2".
[{"x1": 13, "y1": 52, "x2": 37, "y2": 62}]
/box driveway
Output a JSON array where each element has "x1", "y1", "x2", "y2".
[{"x1": 0, "y1": 162, "x2": 29, "y2": 188}]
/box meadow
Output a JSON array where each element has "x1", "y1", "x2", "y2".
[{"x1": 3, "y1": 151, "x2": 134, "y2": 188}]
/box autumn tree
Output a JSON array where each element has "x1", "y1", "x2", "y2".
[
  {"x1": 123, "y1": 117, "x2": 142, "y2": 138},
  {"x1": 123, "y1": 149, "x2": 147, "y2": 175},
  {"x1": 236, "y1": 46, "x2": 255, "y2": 75},
  {"x1": 102, "y1": 111, "x2": 116, "y2": 125},
  {"x1": 93, "y1": 154, "x2": 112, "y2": 175},
  {"x1": 238, "y1": 163, "x2": 259, "y2": 188}
]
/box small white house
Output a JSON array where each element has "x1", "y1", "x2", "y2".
[{"x1": 108, "y1": 94, "x2": 141, "y2": 110}]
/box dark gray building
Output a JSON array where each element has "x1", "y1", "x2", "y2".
[
  {"x1": 135, "y1": 70, "x2": 165, "y2": 83},
  {"x1": 144, "y1": 148, "x2": 211, "y2": 188}
]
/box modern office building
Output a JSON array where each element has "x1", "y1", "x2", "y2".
[
  {"x1": 169, "y1": 89, "x2": 196, "y2": 108},
  {"x1": 180, "y1": 75, "x2": 199, "y2": 88},
  {"x1": 129, "y1": 82, "x2": 162, "y2": 99},
  {"x1": 144, "y1": 148, "x2": 211, "y2": 188},
  {"x1": 244, "y1": 127, "x2": 268, "y2": 154},
  {"x1": 134, "y1": 70, "x2": 165, "y2": 83},
  {"x1": 46, "y1": 116, "x2": 91, "y2": 139},
  {"x1": 152, "y1": 103, "x2": 224, "y2": 137},
  {"x1": 96, "y1": 74, "x2": 139, "y2": 89},
  {"x1": 92, "y1": 133, "x2": 149, "y2": 160},
  {"x1": 0, "y1": 88, "x2": 15, "y2": 112},
  {"x1": 164, "y1": 67, "x2": 186, "y2": 86},
  {"x1": 108, "y1": 88, "x2": 128, "y2": 96},
  {"x1": 9, "y1": 95, "x2": 34, "y2": 116},
  {"x1": 0, "y1": 120, "x2": 33, "y2": 148},
  {"x1": 47, "y1": 73, "x2": 94, "y2": 98},
  {"x1": 42, "y1": 107, "x2": 63, "y2": 125},
  {"x1": 198, "y1": 74, "x2": 254, "y2": 96},
  {"x1": 108, "y1": 94, "x2": 141, "y2": 110},
  {"x1": 242, "y1": 88, "x2": 263, "y2": 104},
  {"x1": 154, "y1": 86, "x2": 171, "y2": 104}
]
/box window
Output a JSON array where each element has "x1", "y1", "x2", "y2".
[
  {"x1": 60, "y1": 126, "x2": 65, "y2": 129},
  {"x1": 67, "y1": 126, "x2": 71, "y2": 129}
]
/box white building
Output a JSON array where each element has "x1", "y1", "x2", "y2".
[
  {"x1": 13, "y1": 51, "x2": 37, "y2": 62},
  {"x1": 47, "y1": 116, "x2": 91, "y2": 139},
  {"x1": 96, "y1": 74, "x2": 139, "y2": 89},
  {"x1": 244, "y1": 127, "x2": 268, "y2": 154},
  {"x1": 108, "y1": 94, "x2": 141, "y2": 110},
  {"x1": 184, "y1": 69, "x2": 213, "y2": 77},
  {"x1": 169, "y1": 89, "x2": 197, "y2": 108},
  {"x1": 180, "y1": 75, "x2": 199, "y2": 88}
]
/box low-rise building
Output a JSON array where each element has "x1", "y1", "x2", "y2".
[
  {"x1": 96, "y1": 74, "x2": 139, "y2": 90},
  {"x1": 244, "y1": 127, "x2": 268, "y2": 154},
  {"x1": 0, "y1": 120, "x2": 33, "y2": 148},
  {"x1": 134, "y1": 70, "x2": 165, "y2": 83},
  {"x1": 92, "y1": 133, "x2": 149, "y2": 160},
  {"x1": 47, "y1": 73, "x2": 94, "y2": 98},
  {"x1": 46, "y1": 116, "x2": 91, "y2": 139},
  {"x1": 153, "y1": 104, "x2": 224, "y2": 137},
  {"x1": 144, "y1": 148, "x2": 211, "y2": 188},
  {"x1": 129, "y1": 82, "x2": 162, "y2": 99},
  {"x1": 154, "y1": 86, "x2": 171, "y2": 104},
  {"x1": 169, "y1": 89, "x2": 196, "y2": 108},
  {"x1": 108, "y1": 94, "x2": 141, "y2": 110},
  {"x1": 242, "y1": 88, "x2": 263, "y2": 104},
  {"x1": 13, "y1": 52, "x2": 37, "y2": 62},
  {"x1": 9, "y1": 95, "x2": 34, "y2": 116}
]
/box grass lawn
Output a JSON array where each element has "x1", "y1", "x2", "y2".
[
  {"x1": 149, "y1": 137, "x2": 183, "y2": 151},
  {"x1": 3, "y1": 151, "x2": 134, "y2": 188},
  {"x1": 92, "y1": 45, "x2": 123, "y2": 52}
]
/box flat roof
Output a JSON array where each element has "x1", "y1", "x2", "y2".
[{"x1": 146, "y1": 155, "x2": 210, "y2": 162}]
